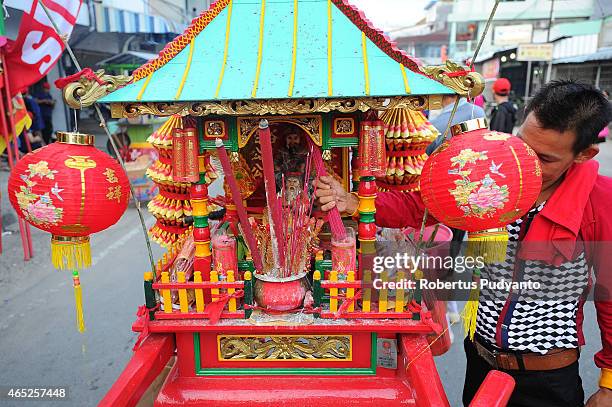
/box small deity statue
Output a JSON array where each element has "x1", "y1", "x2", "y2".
[
  {"x1": 285, "y1": 172, "x2": 303, "y2": 202},
  {"x1": 274, "y1": 130, "x2": 309, "y2": 194}
]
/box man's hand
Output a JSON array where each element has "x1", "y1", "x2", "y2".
[
  {"x1": 586, "y1": 388, "x2": 612, "y2": 406},
  {"x1": 314, "y1": 175, "x2": 358, "y2": 215}
]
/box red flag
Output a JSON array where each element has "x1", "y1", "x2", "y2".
[{"x1": 4, "y1": 0, "x2": 83, "y2": 96}]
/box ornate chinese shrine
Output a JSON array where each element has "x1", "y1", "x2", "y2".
[{"x1": 54, "y1": 1, "x2": 516, "y2": 406}]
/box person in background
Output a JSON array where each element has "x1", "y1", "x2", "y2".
[
  {"x1": 33, "y1": 82, "x2": 56, "y2": 144},
  {"x1": 425, "y1": 94, "x2": 486, "y2": 155},
  {"x1": 490, "y1": 77, "x2": 517, "y2": 134},
  {"x1": 21, "y1": 87, "x2": 44, "y2": 152}
]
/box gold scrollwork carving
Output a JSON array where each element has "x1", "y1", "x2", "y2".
[
  {"x1": 420, "y1": 60, "x2": 485, "y2": 98},
  {"x1": 218, "y1": 335, "x2": 352, "y2": 361},
  {"x1": 111, "y1": 96, "x2": 439, "y2": 118},
  {"x1": 62, "y1": 70, "x2": 132, "y2": 109},
  {"x1": 237, "y1": 115, "x2": 322, "y2": 148}
]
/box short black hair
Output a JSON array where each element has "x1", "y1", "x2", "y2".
[{"x1": 525, "y1": 80, "x2": 612, "y2": 154}]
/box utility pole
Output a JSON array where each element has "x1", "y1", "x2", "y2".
[
  {"x1": 545, "y1": 0, "x2": 555, "y2": 83},
  {"x1": 0, "y1": 1, "x2": 5, "y2": 37}
]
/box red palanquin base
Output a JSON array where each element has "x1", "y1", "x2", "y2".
[{"x1": 100, "y1": 319, "x2": 514, "y2": 407}]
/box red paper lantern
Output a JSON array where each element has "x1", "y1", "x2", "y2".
[
  {"x1": 420, "y1": 119, "x2": 541, "y2": 232},
  {"x1": 8, "y1": 132, "x2": 130, "y2": 269}
]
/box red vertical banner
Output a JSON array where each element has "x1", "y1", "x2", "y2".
[
  {"x1": 4, "y1": 0, "x2": 83, "y2": 95},
  {"x1": 183, "y1": 128, "x2": 200, "y2": 183},
  {"x1": 359, "y1": 113, "x2": 387, "y2": 178},
  {"x1": 172, "y1": 128, "x2": 186, "y2": 181}
]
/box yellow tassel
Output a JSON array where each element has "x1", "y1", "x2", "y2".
[
  {"x1": 462, "y1": 285, "x2": 480, "y2": 340},
  {"x1": 72, "y1": 271, "x2": 86, "y2": 333},
  {"x1": 51, "y1": 236, "x2": 91, "y2": 270},
  {"x1": 466, "y1": 227, "x2": 508, "y2": 264}
]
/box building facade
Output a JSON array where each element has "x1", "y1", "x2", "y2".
[
  {"x1": 446, "y1": 0, "x2": 610, "y2": 105},
  {"x1": 448, "y1": 0, "x2": 595, "y2": 60},
  {"x1": 392, "y1": 0, "x2": 453, "y2": 65}
]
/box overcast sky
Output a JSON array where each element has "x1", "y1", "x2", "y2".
[{"x1": 349, "y1": 0, "x2": 429, "y2": 32}]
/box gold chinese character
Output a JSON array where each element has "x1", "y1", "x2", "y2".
[
  {"x1": 106, "y1": 186, "x2": 122, "y2": 202},
  {"x1": 104, "y1": 168, "x2": 118, "y2": 183}
]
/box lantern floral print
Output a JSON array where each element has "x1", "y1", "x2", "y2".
[
  {"x1": 448, "y1": 149, "x2": 509, "y2": 218},
  {"x1": 14, "y1": 161, "x2": 63, "y2": 226}
]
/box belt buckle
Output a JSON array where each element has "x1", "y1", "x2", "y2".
[{"x1": 475, "y1": 340, "x2": 499, "y2": 369}]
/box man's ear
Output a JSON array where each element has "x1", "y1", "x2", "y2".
[{"x1": 575, "y1": 145, "x2": 599, "y2": 163}]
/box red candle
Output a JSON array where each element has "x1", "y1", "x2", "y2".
[
  {"x1": 212, "y1": 232, "x2": 237, "y2": 278},
  {"x1": 332, "y1": 227, "x2": 356, "y2": 279}
]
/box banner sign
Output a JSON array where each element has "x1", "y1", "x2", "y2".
[
  {"x1": 517, "y1": 43, "x2": 554, "y2": 62},
  {"x1": 4, "y1": 0, "x2": 83, "y2": 95}
]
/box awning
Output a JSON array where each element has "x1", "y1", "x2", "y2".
[
  {"x1": 96, "y1": 51, "x2": 157, "y2": 69},
  {"x1": 5, "y1": 0, "x2": 90, "y2": 26},
  {"x1": 554, "y1": 47, "x2": 612, "y2": 64},
  {"x1": 474, "y1": 45, "x2": 517, "y2": 64}
]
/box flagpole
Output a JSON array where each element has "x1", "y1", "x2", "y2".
[
  {"x1": 0, "y1": 4, "x2": 12, "y2": 168},
  {"x1": 1, "y1": 51, "x2": 33, "y2": 260}
]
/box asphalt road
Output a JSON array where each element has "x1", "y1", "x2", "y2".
[{"x1": 0, "y1": 140, "x2": 611, "y2": 406}]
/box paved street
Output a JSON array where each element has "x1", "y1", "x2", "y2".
[{"x1": 0, "y1": 140, "x2": 611, "y2": 406}]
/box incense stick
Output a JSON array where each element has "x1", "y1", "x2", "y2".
[
  {"x1": 258, "y1": 120, "x2": 286, "y2": 270},
  {"x1": 308, "y1": 139, "x2": 347, "y2": 241},
  {"x1": 215, "y1": 139, "x2": 264, "y2": 271}
]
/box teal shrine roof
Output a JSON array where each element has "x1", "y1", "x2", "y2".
[{"x1": 101, "y1": 0, "x2": 455, "y2": 104}]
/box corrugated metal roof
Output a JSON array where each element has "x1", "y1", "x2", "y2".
[
  {"x1": 554, "y1": 47, "x2": 612, "y2": 64},
  {"x1": 101, "y1": 0, "x2": 453, "y2": 104}
]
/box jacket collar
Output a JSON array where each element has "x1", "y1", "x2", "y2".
[
  {"x1": 537, "y1": 160, "x2": 599, "y2": 236},
  {"x1": 519, "y1": 160, "x2": 599, "y2": 265}
]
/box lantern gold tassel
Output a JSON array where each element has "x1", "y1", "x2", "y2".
[
  {"x1": 462, "y1": 268, "x2": 481, "y2": 340},
  {"x1": 51, "y1": 236, "x2": 91, "y2": 270},
  {"x1": 466, "y1": 227, "x2": 508, "y2": 264},
  {"x1": 72, "y1": 271, "x2": 86, "y2": 333}
]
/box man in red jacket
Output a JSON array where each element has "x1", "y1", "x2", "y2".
[{"x1": 316, "y1": 80, "x2": 612, "y2": 406}]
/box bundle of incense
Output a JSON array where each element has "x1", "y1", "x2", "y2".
[
  {"x1": 250, "y1": 219, "x2": 276, "y2": 277},
  {"x1": 307, "y1": 138, "x2": 347, "y2": 241},
  {"x1": 172, "y1": 234, "x2": 195, "y2": 281},
  {"x1": 281, "y1": 189, "x2": 314, "y2": 278},
  {"x1": 257, "y1": 120, "x2": 286, "y2": 269},
  {"x1": 256, "y1": 193, "x2": 318, "y2": 279},
  {"x1": 215, "y1": 139, "x2": 264, "y2": 271}
]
